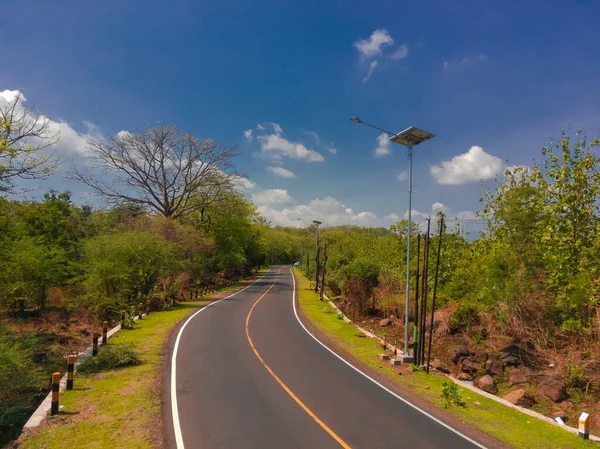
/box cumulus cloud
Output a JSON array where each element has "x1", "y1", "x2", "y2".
[
  {"x1": 328, "y1": 146, "x2": 337, "y2": 154},
  {"x1": 430, "y1": 145, "x2": 503, "y2": 185},
  {"x1": 267, "y1": 166, "x2": 296, "y2": 178},
  {"x1": 234, "y1": 176, "x2": 256, "y2": 190},
  {"x1": 0, "y1": 89, "x2": 100, "y2": 157},
  {"x1": 354, "y1": 29, "x2": 394, "y2": 59},
  {"x1": 257, "y1": 195, "x2": 400, "y2": 228},
  {"x1": 252, "y1": 188, "x2": 293, "y2": 207},
  {"x1": 257, "y1": 131, "x2": 324, "y2": 162},
  {"x1": 397, "y1": 171, "x2": 408, "y2": 181},
  {"x1": 390, "y1": 44, "x2": 409, "y2": 60},
  {"x1": 353, "y1": 29, "x2": 409, "y2": 82},
  {"x1": 374, "y1": 133, "x2": 391, "y2": 157},
  {"x1": 244, "y1": 129, "x2": 253, "y2": 141}
]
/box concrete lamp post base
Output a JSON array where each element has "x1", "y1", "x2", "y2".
[{"x1": 400, "y1": 354, "x2": 414, "y2": 364}]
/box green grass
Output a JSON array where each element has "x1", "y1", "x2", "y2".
[
  {"x1": 294, "y1": 268, "x2": 595, "y2": 449},
  {"x1": 17, "y1": 273, "x2": 265, "y2": 449}
]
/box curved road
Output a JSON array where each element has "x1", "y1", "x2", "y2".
[{"x1": 165, "y1": 267, "x2": 487, "y2": 449}]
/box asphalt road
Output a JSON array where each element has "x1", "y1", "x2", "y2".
[{"x1": 165, "y1": 266, "x2": 487, "y2": 449}]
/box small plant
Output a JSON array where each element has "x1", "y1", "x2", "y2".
[
  {"x1": 337, "y1": 312, "x2": 344, "y2": 320},
  {"x1": 78, "y1": 345, "x2": 141, "y2": 374},
  {"x1": 471, "y1": 333, "x2": 487, "y2": 344},
  {"x1": 440, "y1": 381, "x2": 466, "y2": 409}
]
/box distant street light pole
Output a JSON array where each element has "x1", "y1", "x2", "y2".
[
  {"x1": 297, "y1": 218, "x2": 323, "y2": 293},
  {"x1": 350, "y1": 117, "x2": 435, "y2": 362},
  {"x1": 313, "y1": 220, "x2": 322, "y2": 292}
]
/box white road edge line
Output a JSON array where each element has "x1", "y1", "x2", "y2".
[
  {"x1": 290, "y1": 268, "x2": 487, "y2": 449},
  {"x1": 171, "y1": 269, "x2": 272, "y2": 449}
]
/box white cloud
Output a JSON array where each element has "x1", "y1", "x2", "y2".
[
  {"x1": 390, "y1": 44, "x2": 408, "y2": 60},
  {"x1": 444, "y1": 54, "x2": 488, "y2": 71},
  {"x1": 374, "y1": 133, "x2": 391, "y2": 157},
  {"x1": 363, "y1": 60, "x2": 378, "y2": 83},
  {"x1": 252, "y1": 188, "x2": 292, "y2": 206},
  {"x1": 305, "y1": 131, "x2": 320, "y2": 146},
  {"x1": 430, "y1": 145, "x2": 503, "y2": 185},
  {"x1": 328, "y1": 146, "x2": 337, "y2": 154},
  {"x1": 0, "y1": 89, "x2": 99, "y2": 157},
  {"x1": 258, "y1": 132, "x2": 324, "y2": 162},
  {"x1": 353, "y1": 30, "x2": 409, "y2": 82},
  {"x1": 432, "y1": 202, "x2": 445, "y2": 212},
  {"x1": 267, "y1": 166, "x2": 296, "y2": 178},
  {"x1": 256, "y1": 124, "x2": 265, "y2": 131},
  {"x1": 234, "y1": 176, "x2": 256, "y2": 190},
  {"x1": 397, "y1": 171, "x2": 408, "y2": 181},
  {"x1": 270, "y1": 122, "x2": 283, "y2": 134},
  {"x1": 354, "y1": 29, "x2": 394, "y2": 59},
  {"x1": 244, "y1": 129, "x2": 253, "y2": 141},
  {"x1": 257, "y1": 195, "x2": 400, "y2": 228}
]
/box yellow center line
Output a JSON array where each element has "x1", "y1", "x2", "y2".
[{"x1": 245, "y1": 272, "x2": 352, "y2": 449}]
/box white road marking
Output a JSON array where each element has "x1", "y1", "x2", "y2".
[
  {"x1": 289, "y1": 268, "x2": 487, "y2": 449},
  {"x1": 171, "y1": 269, "x2": 271, "y2": 449}
]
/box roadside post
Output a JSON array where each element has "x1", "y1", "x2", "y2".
[
  {"x1": 379, "y1": 335, "x2": 390, "y2": 360},
  {"x1": 146, "y1": 300, "x2": 151, "y2": 315},
  {"x1": 121, "y1": 310, "x2": 126, "y2": 328},
  {"x1": 579, "y1": 412, "x2": 590, "y2": 439},
  {"x1": 51, "y1": 372, "x2": 60, "y2": 415},
  {"x1": 102, "y1": 321, "x2": 108, "y2": 344},
  {"x1": 138, "y1": 302, "x2": 143, "y2": 319},
  {"x1": 66, "y1": 355, "x2": 75, "y2": 390},
  {"x1": 92, "y1": 333, "x2": 99, "y2": 356}
]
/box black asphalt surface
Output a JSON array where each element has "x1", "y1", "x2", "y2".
[{"x1": 166, "y1": 266, "x2": 485, "y2": 449}]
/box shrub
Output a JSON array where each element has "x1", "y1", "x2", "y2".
[
  {"x1": 449, "y1": 303, "x2": 480, "y2": 334},
  {"x1": 440, "y1": 381, "x2": 466, "y2": 409},
  {"x1": 78, "y1": 345, "x2": 141, "y2": 373}
]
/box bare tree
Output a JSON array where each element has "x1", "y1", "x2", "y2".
[
  {"x1": 72, "y1": 125, "x2": 239, "y2": 218},
  {"x1": 0, "y1": 90, "x2": 61, "y2": 192}
]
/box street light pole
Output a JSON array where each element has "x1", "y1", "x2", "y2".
[
  {"x1": 404, "y1": 143, "x2": 413, "y2": 358},
  {"x1": 350, "y1": 117, "x2": 435, "y2": 363},
  {"x1": 313, "y1": 220, "x2": 322, "y2": 293}
]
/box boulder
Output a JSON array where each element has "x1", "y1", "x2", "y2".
[
  {"x1": 473, "y1": 352, "x2": 488, "y2": 364},
  {"x1": 488, "y1": 353, "x2": 501, "y2": 362},
  {"x1": 379, "y1": 318, "x2": 392, "y2": 327},
  {"x1": 432, "y1": 358, "x2": 451, "y2": 374},
  {"x1": 560, "y1": 400, "x2": 573, "y2": 410},
  {"x1": 503, "y1": 389, "x2": 536, "y2": 408},
  {"x1": 461, "y1": 358, "x2": 481, "y2": 374},
  {"x1": 485, "y1": 360, "x2": 505, "y2": 377},
  {"x1": 475, "y1": 375, "x2": 498, "y2": 394},
  {"x1": 538, "y1": 376, "x2": 567, "y2": 403},
  {"x1": 458, "y1": 372, "x2": 474, "y2": 381},
  {"x1": 508, "y1": 366, "x2": 531, "y2": 387},
  {"x1": 452, "y1": 344, "x2": 471, "y2": 364},
  {"x1": 499, "y1": 343, "x2": 535, "y2": 366}
]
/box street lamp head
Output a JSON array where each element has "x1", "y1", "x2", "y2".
[
  {"x1": 389, "y1": 126, "x2": 435, "y2": 147},
  {"x1": 312, "y1": 220, "x2": 322, "y2": 226},
  {"x1": 350, "y1": 117, "x2": 361, "y2": 123}
]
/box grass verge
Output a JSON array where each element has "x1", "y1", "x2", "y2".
[
  {"x1": 294, "y1": 268, "x2": 594, "y2": 449},
  {"x1": 16, "y1": 271, "x2": 268, "y2": 449}
]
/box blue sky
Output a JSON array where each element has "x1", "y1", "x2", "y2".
[{"x1": 1, "y1": 0, "x2": 599, "y2": 229}]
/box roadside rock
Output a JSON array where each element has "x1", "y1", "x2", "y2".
[
  {"x1": 503, "y1": 389, "x2": 536, "y2": 408},
  {"x1": 508, "y1": 366, "x2": 531, "y2": 387},
  {"x1": 485, "y1": 360, "x2": 505, "y2": 377},
  {"x1": 538, "y1": 376, "x2": 567, "y2": 403},
  {"x1": 550, "y1": 407, "x2": 567, "y2": 422},
  {"x1": 475, "y1": 374, "x2": 498, "y2": 395},
  {"x1": 379, "y1": 318, "x2": 392, "y2": 327},
  {"x1": 560, "y1": 400, "x2": 573, "y2": 411},
  {"x1": 452, "y1": 344, "x2": 471, "y2": 364},
  {"x1": 473, "y1": 352, "x2": 488, "y2": 364},
  {"x1": 432, "y1": 358, "x2": 451, "y2": 374},
  {"x1": 461, "y1": 357, "x2": 481, "y2": 374},
  {"x1": 500, "y1": 343, "x2": 535, "y2": 367},
  {"x1": 590, "y1": 413, "x2": 600, "y2": 432},
  {"x1": 458, "y1": 372, "x2": 474, "y2": 381}
]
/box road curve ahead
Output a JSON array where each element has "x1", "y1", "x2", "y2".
[{"x1": 165, "y1": 267, "x2": 486, "y2": 449}]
